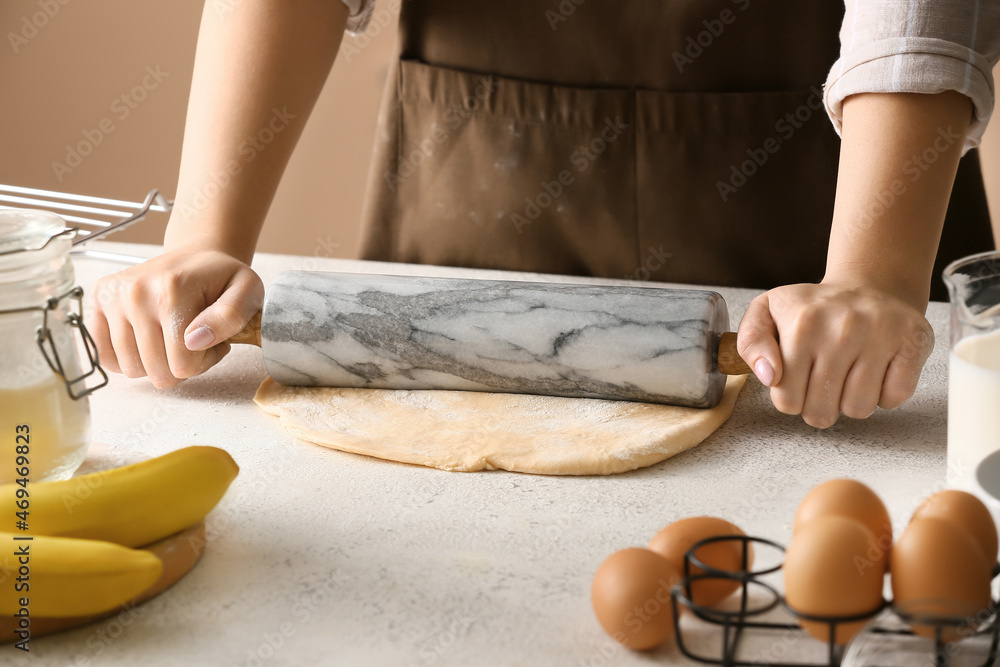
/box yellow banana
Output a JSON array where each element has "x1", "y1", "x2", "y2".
[
  {"x1": 0, "y1": 446, "x2": 238, "y2": 547},
  {"x1": 0, "y1": 532, "x2": 162, "y2": 617}
]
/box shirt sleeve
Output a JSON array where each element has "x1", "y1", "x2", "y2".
[
  {"x1": 340, "y1": 0, "x2": 377, "y2": 34},
  {"x1": 824, "y1": 0, "x2": 1000, "y2": 154}
]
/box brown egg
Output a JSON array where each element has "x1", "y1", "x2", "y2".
[
  {"x1": 783, "y1": 516, "x2": 885, "y2": 645},
  {"x1": 891, "y1": 517, "x2": 992, "y2": 642},
  {"x1": 591, "y1": 548, "x2": 681, "y2": 650},
  {"x1": 648, "y1": 517, "x2": 753, "y2": 608},
  {"x1": 793, "y1": 479, "x2": 892, "y2": 567},
  {"x1": 911, "y1": 490, "x2": 998, "y2": 568}
]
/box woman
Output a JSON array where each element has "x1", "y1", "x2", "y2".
[{"x1": 88, "y1": 0, "x2": 1000, "y2": 428}]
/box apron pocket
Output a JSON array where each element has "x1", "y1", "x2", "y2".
[
  {"x1": 635, "y1": 86, "x2": 841, "y2": 289},
  {"x1": 385, "y1": 59, "x2": 640, "y2": 277}
]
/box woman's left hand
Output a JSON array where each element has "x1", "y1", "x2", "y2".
[{"x1": 735, "y1": 282, "x2": 934, "y2": 428}]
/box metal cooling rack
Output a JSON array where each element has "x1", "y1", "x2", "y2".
[{"x1": 0, "y1": 183, "x2": 172, "y2": 263}]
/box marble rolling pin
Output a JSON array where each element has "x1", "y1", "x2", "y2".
[{"x1": 229, "y1": 272, "x2": 751, "y2": 408}]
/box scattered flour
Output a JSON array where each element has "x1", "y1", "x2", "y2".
[{"x1": 168, "y1": 309, "x2": 189, "y2": 343}]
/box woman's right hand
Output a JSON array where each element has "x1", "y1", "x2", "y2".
[{"x1": 86, "y1": 248, "x2": 264, "y2": 389}]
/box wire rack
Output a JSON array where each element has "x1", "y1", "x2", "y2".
[
  {"x1": 0, "y1": 183, "x2": 172, "y2": 263},
  {"x1": 671, "y1": 535, "x2": 1000, "y2": 667}
]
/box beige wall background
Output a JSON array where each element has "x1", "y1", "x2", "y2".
[
  {"x1": 0, "y1": 0, "x2": 399, "y2": 259},
  {"x1": 979, "y1": 69, "x2": 1000, "y2": 232},
  {"x1": 1, "y1": 2, "x2": 998, "y2": 257}
]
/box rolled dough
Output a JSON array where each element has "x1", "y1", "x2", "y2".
[{"x1": 253, "y1": 375, "x2": 746, "y2": 475}]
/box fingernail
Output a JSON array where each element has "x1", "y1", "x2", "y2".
[
  {"x1": 754, "y1": 358, "x2": 774, "y2": 386},
  {"x1": 184, "y1": 326, "x2": 215, "y2": 351}
]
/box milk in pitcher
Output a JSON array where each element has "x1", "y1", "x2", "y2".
[{"x1": 948, "y1": 328, "x2": 1000, "y2": 491}]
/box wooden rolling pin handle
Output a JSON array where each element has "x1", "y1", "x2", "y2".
[
  {"x1": 717, "y1": 332, "x2": 752, "y2": 375},
  {"x1": 228, "y1": 310, "x2": 262, "y2": 347}
]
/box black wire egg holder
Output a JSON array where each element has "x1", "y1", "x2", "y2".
[{"x1": 669, "y1": 534, "x2": 1000, "y2": 667}]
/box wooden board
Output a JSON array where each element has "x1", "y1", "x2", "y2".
[{"x1": 0, "y1": 521, "x2": 207, "y2": 641}]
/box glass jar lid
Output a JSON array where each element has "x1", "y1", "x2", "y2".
[{"x1": 0, "y1": 209, "x2": 70, "y2": 254}]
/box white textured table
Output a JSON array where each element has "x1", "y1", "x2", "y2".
[{"x1": 18, "y1": 242, "x2": 954, "y2": 666}]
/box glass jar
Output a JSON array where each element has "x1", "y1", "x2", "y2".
[
  {"x1": 0, "y1": 209, "x2": 107, "y2": 482},
  {"x1": 944, "y1": 251, "x2": 1000, "y2": 492}
]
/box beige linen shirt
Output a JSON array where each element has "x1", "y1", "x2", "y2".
[
  {"x1": 342, "y1": 1, "x2": 1000, "y2": 152},
  {"x1": 340, "y1": 0, "x2": 376, "y2": 34},
  {"x1": 826, "y1": 0, "x2": 1000, "y2": 153}
]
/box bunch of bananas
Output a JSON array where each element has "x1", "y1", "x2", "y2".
[{"x1": 0, "y1": 446, "x2": 238, "y2": 617}]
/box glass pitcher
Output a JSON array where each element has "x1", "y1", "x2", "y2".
[{"x1": 944, "y1": 251, "x2": 1000, "y2": 493}]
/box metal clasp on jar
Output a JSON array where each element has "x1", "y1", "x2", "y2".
[{"x1": 0, "y1": 286, "x2": 108, "y2": 399}]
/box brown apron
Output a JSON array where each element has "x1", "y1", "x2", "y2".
[{"x1": 358, "y1": 0, "x2": 993, "y2": 302}]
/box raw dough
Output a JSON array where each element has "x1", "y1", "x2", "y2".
[{"x1": 253, "y1": 375, "x2": 746, "y2": 475}]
